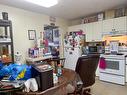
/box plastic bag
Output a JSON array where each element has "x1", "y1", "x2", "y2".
[
  {"x1": 0, "y1": 63, "x2": 31, "y2": 80},
  {"x1": 0, "y1": 60, "x2": 3, "y2": 70}
]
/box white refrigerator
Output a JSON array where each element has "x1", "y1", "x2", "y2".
[{"x1": 64, "y1": 35, "x2": 83, "y2": 70}]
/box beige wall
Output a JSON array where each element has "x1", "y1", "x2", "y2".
[
  {"x1": 69, "y1": 18, "x2": 82, "y2": 26},
  {"x1": 0, "y1": 4, "x2": 69, "y2": 63}
]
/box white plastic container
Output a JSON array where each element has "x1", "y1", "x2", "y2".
[{"x1": 15, "y1": 52, "x2": 22, "y2": 65}]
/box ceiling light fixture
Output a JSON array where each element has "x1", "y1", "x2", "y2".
[{"x1": 25, "y1": 0, "x2": 58, "y2": 8}]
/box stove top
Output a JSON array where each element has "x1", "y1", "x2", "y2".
[{"x1": 100, "y1": 53, "x2": 127, "y2": 60}]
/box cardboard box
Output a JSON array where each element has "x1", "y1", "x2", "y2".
[{"x1": 105, "y1": 9, "x2": 115, "y2": 19}]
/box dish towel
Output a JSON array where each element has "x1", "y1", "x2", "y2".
[
  {"x1": 99, "y1": 57, "x2": 106, "y2": 69},
  {"x1": 23, "y1": 78, "x2": 38, "y2": 92}
]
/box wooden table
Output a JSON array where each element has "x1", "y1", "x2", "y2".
[{"x1": 15, "y1": 68, "x2": 77, "y2": 95}]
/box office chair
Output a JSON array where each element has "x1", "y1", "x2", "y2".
[{"x1": 68, "y1": 55, "x2": 99, "y2": 95}]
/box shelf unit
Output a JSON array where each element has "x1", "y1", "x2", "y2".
[{"x1": 0, "y1": 19, "x2": 14, "y2": 64}]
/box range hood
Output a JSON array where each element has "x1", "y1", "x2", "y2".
[{"x1": 102, "y1": 30, "x2": 127, "y2": 37}]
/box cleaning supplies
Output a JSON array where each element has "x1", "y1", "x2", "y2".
[{"x1": 15, "y1": 52, "x2": 22, "y2": 65}]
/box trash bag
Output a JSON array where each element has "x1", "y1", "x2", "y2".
[
  {"x1": 0, "y1": 63, "x2": 32, "y2": 80},
  {"x1": 18, "y1": 65, "x2": 32, "y2": 80},
  {"x1": 0, "y1": 65, "x2": 11, "y2": 76},
  {"x1": 0, "y1": 60, "x2": 3, "y2": 70}
]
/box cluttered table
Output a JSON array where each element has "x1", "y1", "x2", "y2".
[{"x1": 14, "y1": 68, "x2": 77, "y2": 95}]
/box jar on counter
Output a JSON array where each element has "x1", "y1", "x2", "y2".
[{"x1": 57, "y1": 64, "x2": 62, "y2": 77}]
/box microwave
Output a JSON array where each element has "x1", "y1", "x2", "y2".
[
  {"x1": 88, "y1": 46, "x2": 98, "y2": 53},
  {"x1": 83, "y1": 46, "x2": 104, "y2": 54}
]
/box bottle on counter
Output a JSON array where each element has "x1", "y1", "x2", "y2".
[
  {"x1": 15, "y1": 52, "x2": 22, "y2": 65},
  {"x1": 57, "y1": 64, "x2": 62, "y2": 77}
]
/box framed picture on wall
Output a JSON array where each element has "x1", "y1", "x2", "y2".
[{"x1": 28, "y1": 30, "x2": 36, "y2": 40}]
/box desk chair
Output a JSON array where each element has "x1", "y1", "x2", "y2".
[{"x1": 68, "y1": 55, "x2": 99, "y2": 95}]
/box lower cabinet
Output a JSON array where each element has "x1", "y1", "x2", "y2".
[
  {"x1": 126, "y1": 65, "x2": 127, "y2": 82},
  {"x1": 96, "y1": 65, "x2": 99, "y2": 77}
]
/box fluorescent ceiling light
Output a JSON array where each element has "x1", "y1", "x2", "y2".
[{"x1": 25, "y1": 0, "x2": 58, "y2": 8}]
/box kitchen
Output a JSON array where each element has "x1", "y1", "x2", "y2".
[
  {"x1": 64, "y1": 10, "x2": 127, "y2": 93},
  {"x1": 0, "y1": 0, "x2": 127, "y2": 95}
]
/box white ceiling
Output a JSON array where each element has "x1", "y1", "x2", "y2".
[{"x1": 0, "y1": 0, "x2": 127, "y2": 20}]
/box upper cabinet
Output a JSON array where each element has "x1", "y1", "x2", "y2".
[
  {"x1": 113, "y1": 16, "x2": 127, "y2": 31},
  {"x1": 84, "y1": 23, "x2": 93, "y2": 42},
  {"x1": 102, "y1": 19, "x2": 114, "y2": 33},
  {"x1": 102, "y1": 16, "x2": 127, "y2": 33},
  {"x1": 68, "y1": 16, "x2": 127, "y2": 42},
  {"x1": 93, "y1": 21, "x2": 103, "y2": 41},
  {"x1": 84, "y1": 21, "x2": 102, "y2": 42}
]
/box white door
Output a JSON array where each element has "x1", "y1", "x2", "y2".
[
  {"x1": 102, "y1": 19, "x2": 114, "y2": 33},
  {"x1": 93, "y1": 21, "x2": 103, "y2": 41},
  {"x1": 126, "y1": 65, "x2": 127, "y2": 82},
  {"x1": 70, "y1": 47, "x2": 81, "y2": 70},
  {"x1": 113, "y1": 16, "x2": 127, "y2": 32},
  {"x1": 64, "y1": 47, "x2": 70, "y2": 69},
  {"x1": 96, "y1": 65, "x2": 99, "y2": 76},
  {"x1": 85, "y1": 23, "x2": 93, "y2": 42},
  {"x1": 64, "y1": 47, "x2": 81, "y2": 71}
]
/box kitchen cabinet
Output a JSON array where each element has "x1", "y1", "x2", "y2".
[
  {"x1": 102, "y1": 19, "x2": 114, "y2": 33},
  {"x1": 113, "y1": 16, "x2": 127, "y2": 32},
  {"x1": 85, "y1": 21, "x2": 102, "y2": 42},
  {"x1": 126, "y1": 64, "x2": 127, "y2": 82},
  {"x1": 102, "y1": 16, "x2": 127, "y2": 34},
  {"x1": 96, "y1": 65, "x2": 99, "y2": 76},
  {"x1": 68, "y1": 24, "x2": 85, "y2": 32},
  {"x1": 126, "y1": 57, "x2": 127, "y2": 82},
  {"x1": 0, "y1": 19, "x2": 14, "y2": 64},
  {"x1": 93, "y1": 21, "x2": 103, "y2": 41},
  {"x1": 84, "y1": 23, "x2": 93, "y2": 42}
]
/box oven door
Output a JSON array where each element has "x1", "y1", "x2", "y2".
[{"x1": 100, "y1": 58, "x2": 125, "y2": 76}]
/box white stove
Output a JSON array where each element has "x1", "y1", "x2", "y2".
[{"x1": 99, "y1": 53, "x2": 127, "y2": 85}]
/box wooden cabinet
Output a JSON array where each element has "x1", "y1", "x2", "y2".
[
  {"x1": 102, "y1": 16, "x2": 127, "y2": 33},
  {"x1": 85, "y1": 21, "x2": 102, "y2": 42}
]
